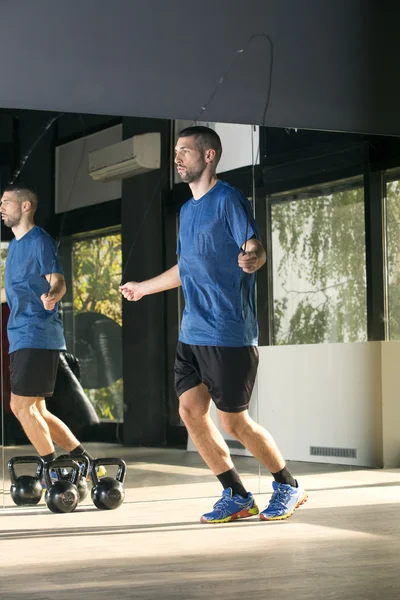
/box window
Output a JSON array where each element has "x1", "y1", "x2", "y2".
[
  {"x1": 71, "y1": 229, "x2": 123, "y2": 421},
  {"x1": 385, "y1": 175, "x2": 400, "y2": 339},
  {"x1": 270, "y1": 179, "x2": 367, "y2": 345}
]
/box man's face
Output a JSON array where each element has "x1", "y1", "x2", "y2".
[
  {"x1": 0, "y1": 192, "x2": 22, "y2": 228},
  {"x1": 174, "y1": 136, "x2": 207, "y2": 183}
]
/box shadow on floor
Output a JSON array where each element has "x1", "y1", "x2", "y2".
[{"x1": 0, "y1": 534, "x2": 399, "y2": 600}]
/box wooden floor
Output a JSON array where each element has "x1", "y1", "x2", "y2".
[{"x1": 0, "y1": 445, "x2": 399, "y2": 599}]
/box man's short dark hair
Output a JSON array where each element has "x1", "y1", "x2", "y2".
[
  {"x1": 4, "y1": 183, "x2": 38, "y2": 212},
  {"x1": 178, "y1": 126, "x2": 222, "y2": 165}
]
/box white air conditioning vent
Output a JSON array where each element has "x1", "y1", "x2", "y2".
[{"x1": 88, "y1": 132, "x2": 161, "y2": 181}]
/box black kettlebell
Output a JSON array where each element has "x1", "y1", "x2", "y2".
[
  {"x1": 57, "y1": 454, "x2": 89, "y2": 503},
  {"x1": 90, "y1": 457, "x2": 126, "y2": 510},
  {"x1": 44, "y1": 458, "x2": 80, "y2": 514},
  {"x1": 8, "y1": 456, "x2": 44, "y2": 506}
]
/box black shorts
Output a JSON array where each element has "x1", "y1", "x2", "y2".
[
  {"x1": 9, "y1": 349, "x2": 60, "y2": 397},
  {"x1": 174, "y1": 341, "x2": 259, "y2": 413}
]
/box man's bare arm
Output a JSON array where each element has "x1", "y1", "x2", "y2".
[
  {"x1": 42, "y1": 273, "x2": 66, "y2": 310},
  {"x1": 119, "y1": 264, "x2": 181, "y2": 302}
]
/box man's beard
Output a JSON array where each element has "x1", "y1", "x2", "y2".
[
  {"x1": 3, "y1": 212, "x2": 21, "y2": 228},
  {"x1": 179, "y1": 158, "x2": 207, "y2": 183}
]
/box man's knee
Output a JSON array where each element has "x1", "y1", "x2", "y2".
[
  {"x1": 10, "y1": 395, "x2": 35, "y2": 419},
  {"x1": 36, "y1": 403, "x2": 49, "y2": 419},
  {"x1": 178, "y1": 386, "x2": 210, "y2": 424},
  {"x1": 219, "y1": 411, "x2": 251, "y2": 439},
  {"x1": 179, "y1": 402, "x2": 204, "y2": 425}
]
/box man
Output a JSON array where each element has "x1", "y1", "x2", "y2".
[
  {"x1": 120, "y1": 126, "x2": 307, "y2": 523},
  {"x1": 0, "y1": 184, "x2": 98, "y2": 478}
]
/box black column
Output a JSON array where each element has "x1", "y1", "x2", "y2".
[
  {"x1": 121, "y1": 118, "x2": 170, "y2": 446},
  {"x1": 58, "y1": 237, "x2": 74, "y2": 352},
  {"x1": 364, "y1": 147, "x2": 386, "y2": 341},
  {"x1": 255, "y1": 191, "x2": 272, "y2": 346}
]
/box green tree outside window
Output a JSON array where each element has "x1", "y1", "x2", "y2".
[{"x1": 72, "y1": 233, "x2": 123, "y2": 421}]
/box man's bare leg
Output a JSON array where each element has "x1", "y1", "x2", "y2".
[
  {"x1": 179, "y1": 385, "x2": 252, "y2": 502},
  {"x1": 179, "y1": 386, "x2": 260, "y2": 522},
  {"x1": 36, "y1": 400, "x2": 81, "y2": 452},
  {"x1": 179, "y1": 384, "x2": 234, "y2": 474},
  {"x1": 217, "y1": 409, "x2": 286, "y2": 474},
  {"x1": 10, "y1": 393, "x2": 54, "y2": 456}
]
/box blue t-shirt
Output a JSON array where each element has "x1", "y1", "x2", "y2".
[
  {"x1": 4, "y1": 226, "x2": 66, "y2": 353},
  {"x1": 177, "y1": 180, "x2": 259, "y2": 347}
]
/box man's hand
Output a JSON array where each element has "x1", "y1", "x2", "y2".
[
  {"x1": 238, "y1": 251, "x2": 259, "y2": 274},
  {"x1": 119, "y1": 266, "x2": 181, "y2": 300},
  {"x1": 41, "y1": 292, "x2": 57, "y2": 311},
  {"x1": 119, "y1": 281, "x2": 145, "y2": 302},
  {"x1": 239, "y1": 239, "x2": 266, "y2": 273},
  {"x1": 44, "y1": 273, "x2": 66, "y2": 306}
]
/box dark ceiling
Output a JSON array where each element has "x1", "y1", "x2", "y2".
[{"x1": 1, "y1": 0, "x2": 399, "y2": 135}]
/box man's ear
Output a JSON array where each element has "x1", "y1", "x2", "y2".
[{"x1": 205, "y1": 149, "x2": 216, "y2": 163}]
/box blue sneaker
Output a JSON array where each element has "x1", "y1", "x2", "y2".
[
  {"x1": 200, "y1": 488, "x2": 259, "y2": 524},
  {"x1": 260, "y1": 480, "x2": 308, "y2": 521}
]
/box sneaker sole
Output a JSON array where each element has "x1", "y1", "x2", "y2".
[
  {"x1": 200, "y1": 505, "x2": 259, "y2": 524},
  {"x1": 259, "y1": 491, "x2": 308, "y2": 521}
]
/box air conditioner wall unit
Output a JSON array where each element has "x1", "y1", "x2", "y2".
[{"x1": 88, "y1": 132, "x2": 161, "y2": 181}]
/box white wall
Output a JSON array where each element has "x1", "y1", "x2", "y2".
[
  {"x1": 55, "y1": 124, "x2": 122, "y2": 214},
  {"x1": 381, "y1": 341, "x2": 400, "y2": 468},
  {"x1": 187, "y1": 341, "x2": 400, "y2": 469},
  {"x1": 257, "y1": 343, "x2": 383, "y2": 468}
]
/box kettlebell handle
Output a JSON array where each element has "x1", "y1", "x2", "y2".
[
  {"x1": 8, "y1": 456, "x2": 44, "y2": 484},
  {"x1": 90, "y1": 458, "x2": 127, "y2": 486},
  {"x1": 57, "y1": 454, "x2": 90, "y2": 478},
  {"x1": 44, "y1": 458, "x2": 80, "y2": 489}
]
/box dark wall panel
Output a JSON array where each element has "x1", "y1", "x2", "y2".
[{"x1": 121, "y1": 117, "x2": 170, "y2": 446}]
